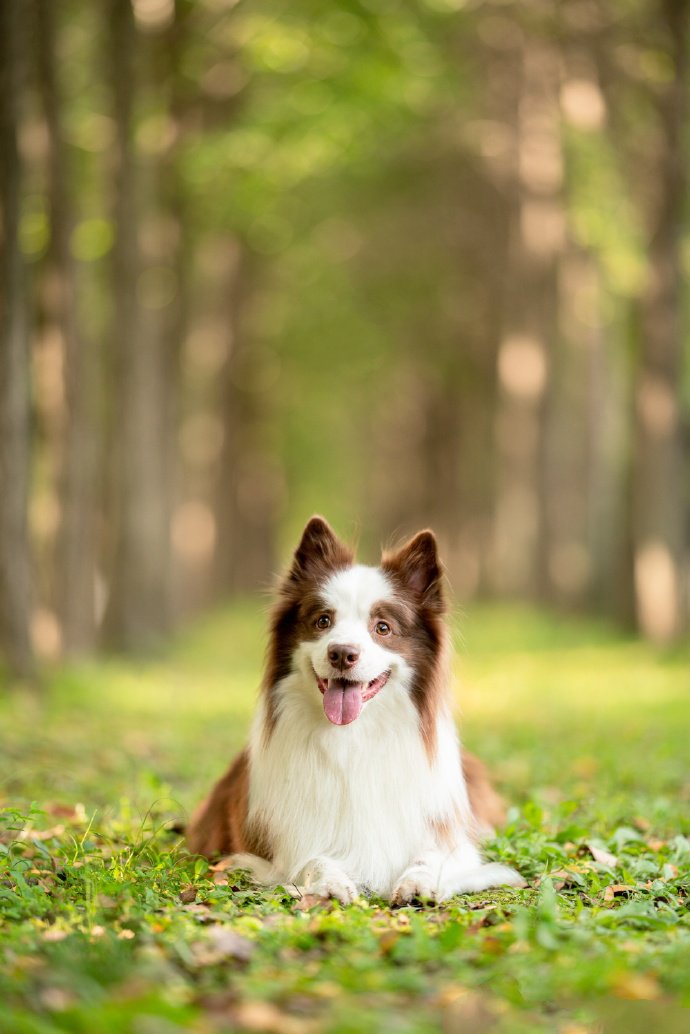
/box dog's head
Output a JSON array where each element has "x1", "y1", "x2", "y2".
[{"x1": 265, "y1": 516, "x2": 447, "y2": 736}]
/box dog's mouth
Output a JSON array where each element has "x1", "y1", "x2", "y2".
[{"x1": 314, "y1": 671, "x2": 390, "y2": 726}]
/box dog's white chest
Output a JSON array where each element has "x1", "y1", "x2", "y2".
[{"x1": 248, "y1": 683, "x2": 461, "y2": 894}]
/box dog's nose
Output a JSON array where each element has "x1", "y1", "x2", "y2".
[{"x1": 328, "y1": 643, "x2": 360, "y2": 671}]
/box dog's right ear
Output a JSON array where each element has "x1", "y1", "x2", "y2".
[{"x1": 284, "y1": 516, "x2": 353, "y2": 588}]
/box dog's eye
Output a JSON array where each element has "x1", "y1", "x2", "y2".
[
  {"x1": 375, "y1": 621, "x2": 391, "y2": 636},
  {"x1": 316, "y1": 614, "x2": 331, "y2": 630}
]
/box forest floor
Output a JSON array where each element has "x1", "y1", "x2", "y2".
[{"x1": 1, "y1": 604, "x2": 689, "y2": 1034}]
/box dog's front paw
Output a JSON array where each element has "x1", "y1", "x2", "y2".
[
  {"x1": 391, "y1": 866, "x2": 437, "y2": 906},
  {"x1": 295, "y1": 857, "x2": 358, "y2": 905}
]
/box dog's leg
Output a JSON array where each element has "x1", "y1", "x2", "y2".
[
  {"x1": 390, "y1": 856, "x2": 441, "y2": 905},
  {"x1": 391, "y1": 831, "x2": 525, "y2": 905},
  {"x1": 436, "y1": 860, "x2": 526, "y2": 899},
  {"x1": 292, "y1": 856, "x2": 358, "y2": 905},
  {"x1": 219, "y1": 853, "x2": 277, "y2": 885}
]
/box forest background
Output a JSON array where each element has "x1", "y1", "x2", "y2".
[{"x1": 1, "y1": 0, "x2": 689, "y2": 683}]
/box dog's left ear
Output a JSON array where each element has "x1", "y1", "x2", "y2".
[
  {"x1": 382, "y1": 530, "x2": 445, "y2": 612},
  {"x1": 285, "y1": 515, "x2": 354, "y2": 588}
]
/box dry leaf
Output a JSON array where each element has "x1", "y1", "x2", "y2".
[
  {"x1": 603, "y1": 884, "x2": 635, "y2": 901},
  {"x1": 209, "y1": 857, "x2": 237, "y2": 873},
  {"x1": 442, "y1": 989, "x2": 502, "y2": 1032},
  {"x1": 535, "y1": 868, "x2": 586, "y2": 891},
  {"x1": 378, "y1": 929, "x2": 400, "y2": 955},
  {"x1": 20, "y1": 825, "x2": 65, "y2": 842},
  {"x1": 292, "y1": 893, "x2": 332, "y2": 912},
  {"x1": 192, "y1": 927, "x2": 255, "y2": 966},
  {"x1": 233, "y1": 999, "x2": 317, "y2": 1034},
  {"x1": 42, "y1": 928, "x2": 68, "y2": 942},
  {"x1": 586, "y1": 843, "x2": 619, "y2": 868},
  {"x1": 613, "y1": 971, "x2": 662, "y2": 1001},
  {"x1": 436, "y1": 983, "x2": 472, "y2": 1007},
  {"x1": 39, "y1": 988, "x2": 75, "y2": 1011},
  {"x1": 45, "y1": 804, "x2": 79, "y2": 819}
]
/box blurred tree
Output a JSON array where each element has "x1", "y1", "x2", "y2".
[
  {"x1": 35, "y1": 0, "x2": 101, "y2": 655},
  {"x1": 102, "y1": 0, "x2": 184, "y2": 651},
  {"x1": 632, "y1": 0, "x2": 689, "y2": 643},
  {"x1": 213, "y1": 244, "x2": 281, "y2": 596},
  {"x1": 491, "y1": 21, "x2": 562, "y2": 602},
  {"x1": 0, "y1": 0, "x2": 36, "y2": 682}
]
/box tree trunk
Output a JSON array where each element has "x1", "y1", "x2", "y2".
[
  {"x1": 490, "y1": 35, "x2": 563, "y2": 600},
  {"x1": 102, "y1": 0, "x2": 171, "y2": 651},
  {"x1": 632, "y1": 0, "x2": 689, "y2": 644},
  {"x1": 35, "y1": 0, "x2": 101, "y2": 655},
  {"x1": 0, "y1": 0, "x2": 36, "y2": 682},
  {"x1": 214, "y1": 245, "x2": 280, "y2": 597}
]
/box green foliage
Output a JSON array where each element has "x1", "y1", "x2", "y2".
[{"x1": 1, "y1": 605, "x2": 688, "y2": 1031}]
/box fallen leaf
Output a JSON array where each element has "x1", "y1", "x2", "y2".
[
  {"x1": 45, "y1": 804, "x2": 80, "y2": 819},
  {"x1": 586, "y1": 843, "x2": 619, "y2": 868},
  {"x1": 535, "y1": 868, "x2": 587, "y2": 891},
  {"x1": 233, "y1": 1000, "x2": 317, "y2": 1034},
  {"x1": 209, "y1": 857, "x2": 238, "y2": 873},
  {"x1": 42, "y1": 928, "x2": 68, "y2": 942},
  {"x1": 182, "y1": 902, "x2": 214, "y2": 919},
  {"x1": 480, "y1": 935, "x2": 506, "y2": 956},
  {"x1": 292, "y1": 893, "x2": 332, "y2": 912},
  {"x1": 647, "y1": 838, "x2": 667, "y2": 852},
  {"x1": 603, "y1": 884, "x2": 636, "y2": 901},
  {"x1": 378, "y1": 929, "x2": 400, "y2": 955},
  {"x1": 39, "y1": 988, "x2": 76, "y2": 1011},
  {"x1": 21, "y1": 825, "x2": 65, "y2": 842},
  {"x1": 442, "y1": 989, "x2": 503, "y2": 1031},
  {"x1": 466, "y1": 916, "x2": 494, "y2": 935},
  {"x1": 436, "y1": 983, "x2": 472, "y2": 1007},
  {"x1": 613, "y1": 971, "x2": 662, "y2": 1001},
  {"x1": 192, "y1": 927, "x2": 255, "y2": 966}
]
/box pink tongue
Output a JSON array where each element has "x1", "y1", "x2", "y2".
[{"x1": 323, "y1": 681, "x2": 364, "y2": 726}]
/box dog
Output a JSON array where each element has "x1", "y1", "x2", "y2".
[{"x1": 187, "y1": 516, "x2": 523, "y2": 903}]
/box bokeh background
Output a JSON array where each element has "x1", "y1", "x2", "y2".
[{"x1": 1, "y1": 0, "x2": 689, "y2": 683}]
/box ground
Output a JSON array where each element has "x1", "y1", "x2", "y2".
[{"x1": 1, "y1": 604, "x2": 689, "y2": 1033}]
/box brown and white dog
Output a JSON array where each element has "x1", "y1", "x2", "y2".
[{"x1": 187, "y1": 516, "x2": 523, "y2": 903}]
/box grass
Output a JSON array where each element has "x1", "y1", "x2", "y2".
[{"x1": 1, "y1": 602, "x2": 689, "y2": 1033}]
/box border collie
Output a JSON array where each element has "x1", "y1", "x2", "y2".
[{"x1": 187, "y1": 517, "x2": 523, "y2": 903}]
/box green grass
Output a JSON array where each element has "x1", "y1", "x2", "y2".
[{"x1": 1, "y1": 603, "x2": 689, "y2": 1033}]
